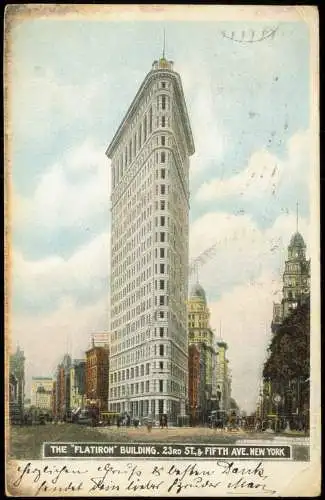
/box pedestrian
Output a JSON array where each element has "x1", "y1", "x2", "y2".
[{"x1": 146, "y1": 419, "x2": 152, "y2": 432}]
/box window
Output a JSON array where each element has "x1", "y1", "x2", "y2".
[
  {"x1": 144, "y1": 116, "x2": 147, "y2": 141},
  {"x1": 161, "y1": 152, "x2": 165, "y2": 163},
  {"x1": 160, "y1": 327, "x2": 164, "y2": 337},
  {"x1": 161, "y1": 116, "x2": 166, "y2": 127},
  {"x1": 160, "y1": 264, "x2": 165, "y2": 274},
  {"x1": 141, "y1": 365, "x2": 144, "y2": 376},
  {"x1": 160, "y1": 200, "x2": 165, "y2": 210},
  {"x1": 161, "y1": 136, "x2": 165, "y2": 146},
  {"x1": 159, "y1": 345, "x2": 164, "y2": 357},
  {"x1": 161, "y1": 82, "x2": 166, "y2": 89},
  {"x1": 160, "y1": 232, "x2": 165, "y2": 242},
  {"x1": 146, "y1": 380, "x2": 149, "y2": 392},
  {"x1": 159, "y1": 362, "x2": 164, "y2": 371},
  {"x1": 161, "y1": 95, "x2": 166, "y2": 110},
  {"x1": 159, "y1": 296, "x2": 164, "y2": 306},
  {"x1": 146, "y1": 363, "x2": 150, "y2": 375},
  {"x1": 159, "y1": 311, "x2": 164, "y2": 318},
  {"x1": 159, "y1": 280, "x2": 164, "y2": 290},
  {"x1": 160, "y1": 248, "x2": 165, "y2": 258},
  {"x1": 161, "y1": 185, "x2": 165, "y2": 195},
  {"x1": 159, "y1": 380, "x2": 163, "y2": 392},
  {"x1": 161, "y1": 169, "x2": 165, "y2": 179},
  {"x1": 139, "y1": 124, "x2": 142, "y2": 147}
]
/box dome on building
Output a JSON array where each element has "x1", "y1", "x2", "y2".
[
  {"x1": 190, "y1": 282, "x2": 207, "y2": 304},
  {"x1": 289, "y1": 231, "x2": 306, "y2": 248}
]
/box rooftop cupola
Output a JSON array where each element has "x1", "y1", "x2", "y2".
[{"x1": 152, "y1": 30, "x2": 174, "y2": 71}]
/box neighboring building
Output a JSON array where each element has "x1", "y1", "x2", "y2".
[
  {"x1": 225, "y1": 362, "x2": 232, "y2": 412},
  {"x1": 31, "y1": 377, "x2": 54, "y2": 411},
  {"x1": 188, "y1": 282, "x2": 218, "y2": 421},
  {"x1": 9, "y1": 373, "x2": 18, "y2": 404},
  {"x1": 86, "y1": 346, "x2": 109, "y2": 411},
  {"x1": 55, "y1": 354, "x2": 72, "y2": 419},
  {"x1": 9, "y1": 346, "x2": 25, "y2": 423},
  {"x1": 215, "y1": 339, "x2": 231, "y2": 413},
  {"x1": 188, "y1": 342, "x2": 209, "y2": 424},
  {"x1": 70, "y1": 359, "x2": 86, "y2": 409},
  {"x1": 106, "y1": 54, "x2": 195, "y2": 423},
  {"x1": 272, "y1": 230, "x2": 310, "y2": 331},
  {"x1": 52, "y1": 381, "x2": 57, "y2": 416},
  {"x1": 263, "y1": 223, "x2": 310, "y2": 429},
  {"x1": 188, "y1": 344, "x2": 200, "y2": 424},
  {"x1": 90, "y1": 332, "x2": 110, "y2": 349},
  {"x1": 24, "y1": 398, "x2": 31, "y2": 410}
]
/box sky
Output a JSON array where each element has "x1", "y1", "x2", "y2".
[{"x1": 9, "y1": 11, "x2": 313, "y2": 413}]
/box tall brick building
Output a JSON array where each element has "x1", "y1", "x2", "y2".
[{"x1": 86, "y1": 345, "x2": 109, "y2": 411}]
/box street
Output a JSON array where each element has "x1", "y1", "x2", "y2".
[{"x1": 8, "y1": 423, "x2": 308, "y2": 460}]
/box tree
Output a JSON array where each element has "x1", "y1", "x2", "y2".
[{"x1": 263, "y1": 297, "x2": 310, "y2": 418}]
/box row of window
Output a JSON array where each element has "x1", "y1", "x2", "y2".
[
  {"x1": 113, "y1": 112, "x2": 170, "y2": 188},
  {"x1": 112, "y1": 196, "x2": 168, "y2": 269},
  {"x1": 110, "y1": 327, "x2": 188, "y2": 373},
  {"x1": 110, "y1": 377, "x2": 181, "y2": 399},
  {"x1": 112, "y1": 258, "x2": 177, "y2": 306},
  {"x1": 113, "y1": 149, "x2": 169, "y2": 242},
  {"x1": 111, "y1": 311, "x2": 150, "y2": 337},
  {"x1": 111, "y1": 363, "x2": 150, "y2": 383}
]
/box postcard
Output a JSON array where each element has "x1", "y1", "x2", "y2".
[{"x1": 4, "y1": 4, "x2": 320, "y2": 497}]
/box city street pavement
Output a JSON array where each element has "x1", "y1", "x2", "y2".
[{"x1": 8, "y1": 423, "x2": 309, "y2": 460}]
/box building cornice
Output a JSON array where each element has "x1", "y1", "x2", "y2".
[{"x1": 106, "y1": 68, "x2": 195, "y2": 159}]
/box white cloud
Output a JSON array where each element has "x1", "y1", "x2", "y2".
[
  {"x1": 13, "y1": 139, "x2": 110, "y2": 230},
  {"x1": 189, "y1": 210, "x2": 310, "y2": 295},
  {"x1": 13, "y1": 230, "x2": 110, "y2": 304},
  {"x1": 12, "y1": 66, "x2": 110, "y2": 144},
  {"x1": 195, "y1": 129, "x2": 310, "y2": 202},
  {"x1": 177, "y1": 61, "x2": 227, "y2": 177}
]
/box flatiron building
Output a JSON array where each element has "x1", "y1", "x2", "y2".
[{"x1": 106, "y1": 55, "x2": 194, "y2": 422}]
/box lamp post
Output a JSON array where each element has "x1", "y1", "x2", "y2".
[{"x1": 273, "y1": 394, "x2": 281, "y2": 433}]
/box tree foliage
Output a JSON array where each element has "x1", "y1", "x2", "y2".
[{"x1": 263, "y1": 299, "x2": 310, "y2": 384}]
